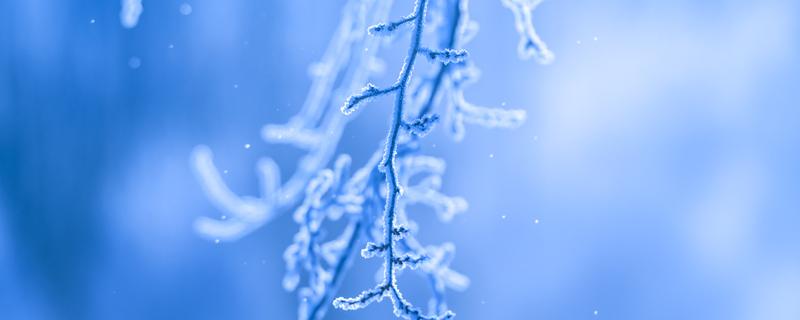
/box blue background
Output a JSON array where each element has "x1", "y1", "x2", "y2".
[{"x1": 2, "y1": 0, "x2": 799, "y2": 319}]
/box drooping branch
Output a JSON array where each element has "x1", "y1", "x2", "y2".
[{"x1": 193, "y1": 1, "x2": 555, "y2": 319}]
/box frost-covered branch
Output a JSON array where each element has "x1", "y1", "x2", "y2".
[
  {"x1": 368, "y1": 14, "x2": 417, "y2": 36},
  {"x1": 333, "y1": 0, "x2": 451, "y2": 318},
  {"x1": 192, "y1": 0, "x2": 554, "y2": 318},
  {"x1": 402, "y1": 114, "x2": 440, "y2": 137},
  {"x1": 417, "y1": 48, "x2": 469, "y2": 64},
  {"x1": 501, "y1": 0, "x2": 555, "y2": 64},
  {"x1": 192, "y1": 0, "x2": 392, "y2": 242},
  {"x1": 342, "y1": 83, "x2": 400, "y2": 115}
]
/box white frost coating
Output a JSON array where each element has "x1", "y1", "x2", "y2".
[
  {"x1": 120, "y1": 0, "x2": 143, "y2": 29},
  {"x1": 501, "y1": 0, "x2": 555, "y2": 64},
  {"x1": 401, "y1": 155, "x2": 446, "y2": 178},
  {"x1": 261, "y1": 124, "x2": 322, "y2": 150},
  {"x1": 396, "y1": 155, "x2": 468, "y2": 222},
  {"x1": 404, "y1": 176, "x2": 468, "y2": 222},
  {"x1": 423, "y1": 243, "x2": 470, "y2": 291},
  {"x1": 257, "y1": 157, "x2": 281, "y2": 203},
  {"x1": 453, "y1": 90, "x2": 526, "y2": 128},
  {"x1": 190, "y1": 145, "x2": 281, "y2": 241},
  {"x1": 194, "y1": 1, "x2": 391, "y2": 242},
  {"x1": 445, "y1": 88, "x2": 527, "y2": 141}
]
